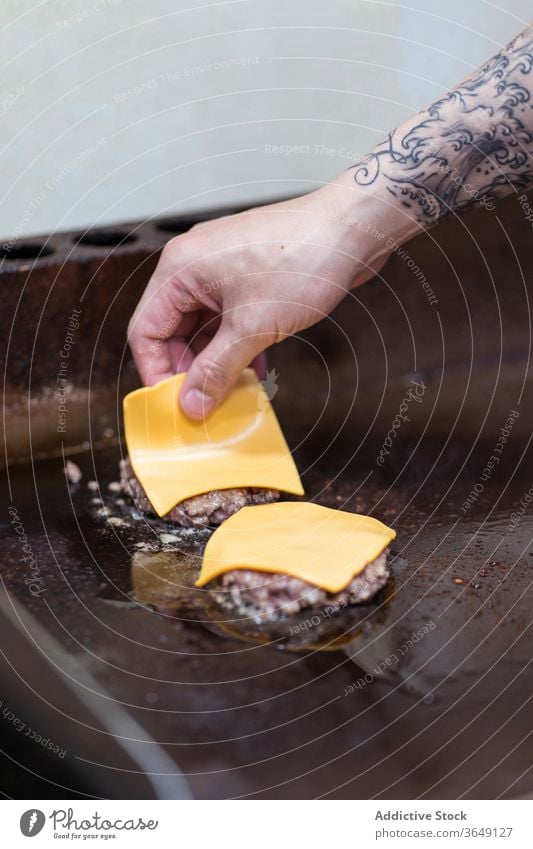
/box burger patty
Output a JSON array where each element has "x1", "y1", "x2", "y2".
[
  {"x1": 119, "y1": 457, "x2": 279, "y2": 527},
  {"x1": 211, "y1": 550, "x2": 389, "y2": 621}
]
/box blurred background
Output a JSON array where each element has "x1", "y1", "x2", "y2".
[{"x1": 2, "y1": 0, "x2": 530, "y2": 239}]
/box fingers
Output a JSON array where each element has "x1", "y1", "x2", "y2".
[
  {"x1": 128, "y1": 235, "x2": 202, "y2": 384},
  {"x1": 179, "y1": 320, "x2": 271, "y2": 419},
  {"x1": 128, "y1": 298, "x2": 185, "y2": 386},
  {"x1": 250, "y1": 351, "x2": 268, "y2": 380},
  {"x1": 167, "y1": 335, "x2": 195, "y2": 375},
  {"x1": 128, "y1": 246, "x2": 208, "y2": 385}
]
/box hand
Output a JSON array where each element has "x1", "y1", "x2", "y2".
[{"x1": 128, "y1": 184, "x2": 391, "y2": 419}]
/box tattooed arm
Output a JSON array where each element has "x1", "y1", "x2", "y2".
[
  {"x1": 130, "y1": 26, "x2": 533, "y2": 417},
  {"x1": 351, "y1": 24, "x2": 533, "y2": 228}
]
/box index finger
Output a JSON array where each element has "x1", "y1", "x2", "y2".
[{"x1": 128, "y1": 282, "x2": 185, "y2": 386}]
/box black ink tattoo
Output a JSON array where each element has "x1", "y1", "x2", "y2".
[{"x1": 353, "y1": 26, "x2": 533, "y2": 222}]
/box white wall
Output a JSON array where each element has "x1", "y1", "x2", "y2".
[{"x1": 1, "y1": 0, "x2": 530, "y2": 238}]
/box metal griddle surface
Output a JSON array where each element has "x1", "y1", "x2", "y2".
[{"x1": 1, "y1": 441, "x2": 533, "y2": 799}]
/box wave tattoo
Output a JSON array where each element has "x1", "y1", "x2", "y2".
[{"x1": 352, "y1": 26, "x2": 533, "y2": 222}]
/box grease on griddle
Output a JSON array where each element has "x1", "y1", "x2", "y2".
[
  {"x1": 92, "y1": 481, "x2": 393, "y2": 651},
  {"x1": 130, "y1": 546, "x2": 391, "y2": 652}
]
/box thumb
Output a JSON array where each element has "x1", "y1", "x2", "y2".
[{"x1": 179, "y1": 321, "x2": 269, "y2": 419}]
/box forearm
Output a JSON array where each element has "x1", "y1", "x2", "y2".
[
  {"x1": 326, "y1": 25, "x2": 533, "y2": 253},
  {"x1": 131, "y1": 27, "x2": 533, "y2": 411}
]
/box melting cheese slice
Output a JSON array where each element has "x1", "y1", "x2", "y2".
[
  {"x1": 123, "y1": 369, "x2": 304, "y2": 517},
  {"x1": 195, "y1": 501, "x2": 396, "y2": 593}
]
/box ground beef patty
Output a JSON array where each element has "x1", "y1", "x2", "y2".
[
  {"x1": 211, "y1": 550, "x2": 389, "y2": 621},
  {"x1": 119, "y1": 457, "x2": 279, "y2": 527}
]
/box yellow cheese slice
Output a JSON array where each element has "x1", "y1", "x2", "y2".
[
  {"x1": 195, "y1": 501, "x2": 396, "y2": 593},
  {"x1": 123, "y1": 369, "x2": 304, "y2": 517}
]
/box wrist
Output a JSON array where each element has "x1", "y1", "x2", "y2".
[{"x1": 324, "y1": 167, "x2": 419, "y2": 249}]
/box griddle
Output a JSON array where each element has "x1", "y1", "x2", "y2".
[
  {"x1": 2, "y1": 435, "x2": 533, "y2": 799},
  {"x1": 2, "y1": 193, "x2": 533, "y2": 799}
]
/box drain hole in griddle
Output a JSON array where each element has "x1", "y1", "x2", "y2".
[
  {"x1": 0, "y1": 242, "x2": 54, "y2": 260},
  {"x1": 156, "y1": 217, "x2": 205, "y2": 233},
  {"x1": 75, "y1": 230, "x2": 137, "y2": 247}
]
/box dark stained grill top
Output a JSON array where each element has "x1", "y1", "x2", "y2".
[
  {"x1": 2, "y1": 192, "x2": 533, "y2": 799},
  {"x1": 2, "y1": 438, "x2": 533, "y2": 799}
]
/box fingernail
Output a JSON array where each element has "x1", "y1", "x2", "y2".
[{"x1": 181, "y1": 388, "x2": 215, "y2": 418}]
